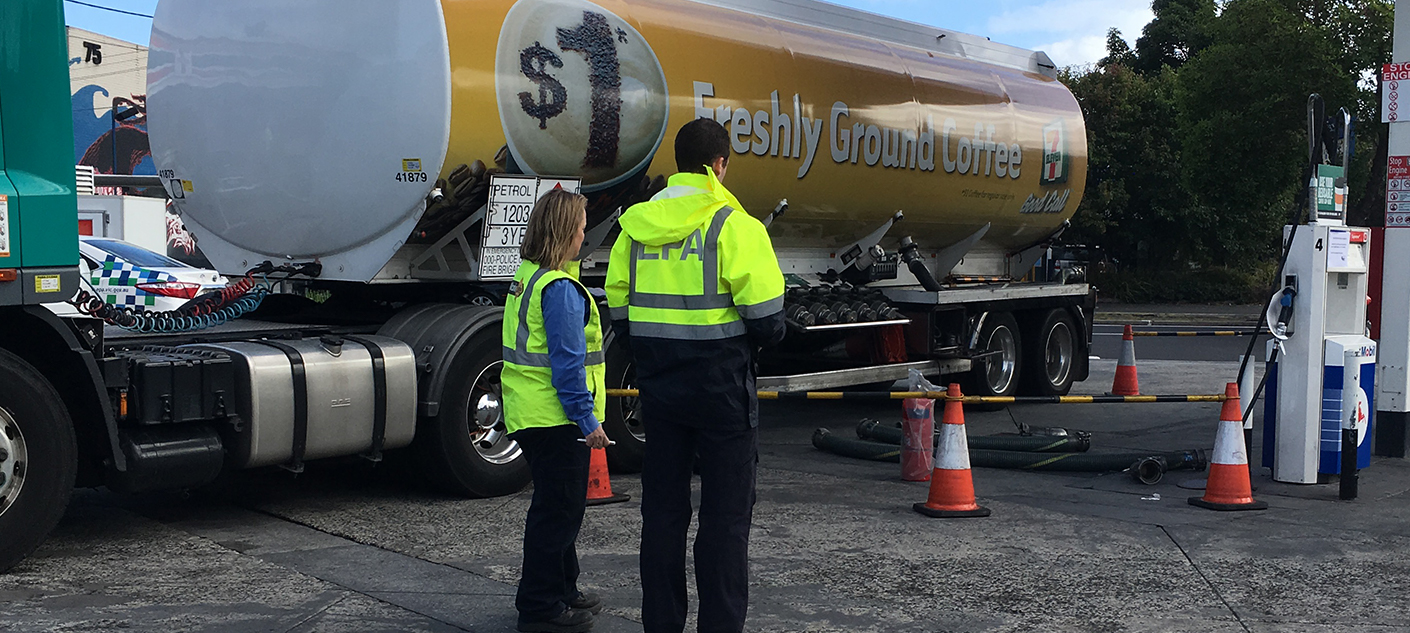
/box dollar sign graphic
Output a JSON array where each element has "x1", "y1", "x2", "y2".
[{"x1": 519, "y1": 42, "x2": 567, "y2": 130}]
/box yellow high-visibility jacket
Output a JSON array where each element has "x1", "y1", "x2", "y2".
[{"x1": 605, "y1": 168, "x2": 785, "y2": 428}]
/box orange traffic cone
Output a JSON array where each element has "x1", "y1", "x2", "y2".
[
  {"x1": 1189, "y1": 383, "x2": 1267, "y2": 511},
  {"x1": 586, "y1": 446, "x2": 629, "y2": 507},
  {"x1": 1111, "y1": 325, "x2": 1140, "y2": 396},
  {"x1": 913, "y1": 384, "x2": 991, "y2": 518}
]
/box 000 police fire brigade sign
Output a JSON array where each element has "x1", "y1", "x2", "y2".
[{"x1": 479, "y1": 174, "x2": 582, "y2": 279}]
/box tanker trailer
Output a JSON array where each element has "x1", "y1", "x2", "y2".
[{"x1": 131, "y1": 0, "x2": 1090, "y2": 485}]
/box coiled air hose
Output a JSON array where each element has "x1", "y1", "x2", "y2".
[
  {"x1": 855, "y1": 418, "x2": 1091, "y2": 452},
  {"x1": 71, "y1": 279, "x2": 270, "y2": 333},
  {"x1": 69, "y1": 261, "x2": 321, "y2": 333},
  {"x1": 812, "y1": 428, "x2": 1207, "y2": 474}
]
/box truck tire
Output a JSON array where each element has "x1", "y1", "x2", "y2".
[
  {"x1": 603, "y1": 340, "x2": 645, "y2": 473},
  {"x1": 0, "y1": 348, "x2": 78, "y2": 573},
  {"x1": 1022, "y1": 309, "x2": 1078, "y2": 396},
  {"x1": 411, "y1": 334, "x2": 531, "y2": 498},
  {"x1": 966, "y1": 312, "x2": 1023, "y2": 402}
]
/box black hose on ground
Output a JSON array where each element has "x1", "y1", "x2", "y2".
[
  {"x1": 967, "y1": 448, "x2": 1206, "y2": 473},
  {"x1": 814, "y1": 429, "x2": 902, "y2": 462},
  {"x1": 812, "y1": 428, "x2": 1207, "y2": 474},
  {"x1": 855, "y1": 419, "x2": 1091, "y2": 452}
]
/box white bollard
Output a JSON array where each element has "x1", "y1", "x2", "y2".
[
  {"x1": 1342, "y1": 348, "x2": 1362, "y2": 500},
  {"x1": 1238, "y1": 355, "x2": 1258, "y2": 430}
]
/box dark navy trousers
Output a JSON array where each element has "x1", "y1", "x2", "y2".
[
  {"x1": 640, "y1": 419, "x2": 758, "y2": 633},
  {"x1": 513, "y1": 425, "x2": 590, "y2": 622}
]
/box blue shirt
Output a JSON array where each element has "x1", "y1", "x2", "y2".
[{"x1": 541, "y1": 278, "x2": 601, "y2": 436}]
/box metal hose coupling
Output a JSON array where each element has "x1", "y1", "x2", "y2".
[{"x1": 1128, "y1": 456, "x2": 1167, "y2": 485}]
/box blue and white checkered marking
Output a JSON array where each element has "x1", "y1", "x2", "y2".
[{"x1": 90, "y1": 256, "x2": 176, "y2": 309}]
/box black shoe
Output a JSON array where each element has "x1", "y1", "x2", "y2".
[
  {"x1": 570, "y1": 592, "x2": 604, "y2": 615},
  {"x1": 516, "y1": 608, "x2": 594, "y2": 633}
]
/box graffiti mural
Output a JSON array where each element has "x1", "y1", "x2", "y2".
[
  {"x1": 69, "y1": 28, "x2": 212, "y2": 268},
  {"x1": 68, "y1": 27, "x2": 155, "y2": 187}
]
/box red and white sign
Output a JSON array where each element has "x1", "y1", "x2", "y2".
[
  {"x1": 1384, "y1": 63, "x2": 1410, "y2": 122},
  {"x1": 1388, "y1": 155, "x2": 1410, "y2": 227}
]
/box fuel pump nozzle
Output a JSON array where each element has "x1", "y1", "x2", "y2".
[{"x1": 1267, "y1": 278, "x2": 1298, "y2": 340}]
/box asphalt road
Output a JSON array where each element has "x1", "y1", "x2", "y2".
[
  {"x1": 6, "y1": 355, "x2": 1410, "y2": 632},
  {"x1": 1091, "y1": 324, "x2": 1272, "y2": 363}
]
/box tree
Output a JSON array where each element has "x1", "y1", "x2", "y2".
[
  {"x1": 1175, "y1": 0, "x2": 1359, "y2": 265},
  {"x1": 1062, "y1": 64, "x2": 1198, "y2": 267},
  {"x1": 1099, "y1": 28, "x2": 1137, "y2": 68},
  {"x1": 1133, "y1": 0, "x2": 1218, "y2": 74},
  {"x1": 1064, "y1": 0, "x2": 1392, "y2": 275}
]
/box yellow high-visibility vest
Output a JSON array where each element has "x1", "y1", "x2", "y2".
[
  {"x1": 501, "y1": 259, "x2": 606, "y2": 433},
  {"x1": 605, "y1": 169, "x2": 784, "y2": 339}
]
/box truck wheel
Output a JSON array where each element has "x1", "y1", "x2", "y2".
[
  {"x1": 413, "y1": 336, "x2": 531, "y2": 498},
  {"x1": 966, "y1": 312, "x2": 1023, "y2": 402},
  {"x1": 0, "y1": 348, "x2": 78, "y2": 573},
  {"x1": 1022, "y1": 309, "x2": 1078, "y2": 396},
  {"x1": 603, "y1": 341, "x2": 645, "y2": 473}
]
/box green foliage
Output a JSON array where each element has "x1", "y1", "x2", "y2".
[
  {"x1": 1062, "y1": 63, "x2": 1196, "y2": 267},
  {"x1": 1092, "y1": 262, "x2": 1279, "y2": 304},
  {"x1": 1062, "y1": 0, "x2": 1392, "y2": 282},
  {"x1": 1176, "y1": 0, "x2": 1356, "y2": 265},
  {"x1": 1132, "y1": 0, "x2": 1217, "y2": 74}
]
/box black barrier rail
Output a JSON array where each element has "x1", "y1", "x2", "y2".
[
  {"x1": 605, "y1": 389, "x2": 1227, "y2": 403},
  {"x1": 1131, "y1": 330, "x2": 1260, "y2": 337}
]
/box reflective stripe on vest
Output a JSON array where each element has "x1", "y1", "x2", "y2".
[{"x1": 626, "y1": 206, "x2": 746, "y2": 340}]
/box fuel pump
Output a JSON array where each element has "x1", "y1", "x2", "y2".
[{"x1": 1262, "y1": 100, "x2": 1377, "y2": 485}]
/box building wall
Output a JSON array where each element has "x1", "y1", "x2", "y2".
[{"x1": 68, "y1": 27, "x2": 152, "y2": 179}]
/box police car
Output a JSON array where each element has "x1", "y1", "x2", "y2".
[{"x1": 77, "y1": 237, "x2": 227, "y2": 312}]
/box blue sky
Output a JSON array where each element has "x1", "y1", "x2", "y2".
[{"x1": 63, "y1": 0, "x2": 1153, "y2": 68}]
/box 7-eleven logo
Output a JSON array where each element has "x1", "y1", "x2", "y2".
[{"x1": 1040, "y1": 119, "x2": 1068, "y2": 186}]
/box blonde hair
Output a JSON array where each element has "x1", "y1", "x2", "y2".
[{"x1": 520, "y1": 189, "x2": 587, "y2": 271}]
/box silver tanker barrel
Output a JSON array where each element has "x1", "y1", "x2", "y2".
[{"x1": 147, "y1": 0, "x2": 1085, "y2": 282}]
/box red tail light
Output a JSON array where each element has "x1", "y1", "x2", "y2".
[{"x1": 135, "y1": 281, "x2": 202, "y2": 299}]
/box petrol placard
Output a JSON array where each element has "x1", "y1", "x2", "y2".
[{"x1": 479, "y1": 174, "x2": 582, "y2": 279}]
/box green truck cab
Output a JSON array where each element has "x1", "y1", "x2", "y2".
[{"x1": 0, "y1": 0, "x2": 119, "y2": 572}]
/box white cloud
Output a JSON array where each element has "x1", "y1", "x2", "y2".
[
  {"x1": 989, "y1": 0, "x2": 1154, "y2": 67},
  {"x1": 1034, "y1": 35, "x2": 1112, "y2": 68}
]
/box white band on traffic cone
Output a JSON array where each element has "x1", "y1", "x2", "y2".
[
  {"x1": 1119, "y1": 339, "x2": 1136, "y2": 366},
  {"x1": 935, "y1": 423, "x2": 971, "y2": 470},
  {"x1": 1210, "y1": 419, "x2": 1248, "y2": 466}
]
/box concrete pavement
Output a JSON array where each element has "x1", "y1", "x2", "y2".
[{"x1": 4, "y1": 357, "x2": 1410, "y2": 632}]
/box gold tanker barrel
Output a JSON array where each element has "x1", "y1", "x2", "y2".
[{"x1": 441, "y1": 0, "x2": 1086, "y2": 253}]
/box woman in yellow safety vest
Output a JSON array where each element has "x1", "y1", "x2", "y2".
[{"x1": 501, "y1": 189, "x2": 610, "y2": 633}]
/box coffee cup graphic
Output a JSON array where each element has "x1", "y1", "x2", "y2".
[{"x1": 496, "y1": 0, "x2": 670, "y2": 192}]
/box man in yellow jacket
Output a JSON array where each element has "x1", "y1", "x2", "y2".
[{"x1": 606, "y1": 118, "x2": 785, "y2": 632}]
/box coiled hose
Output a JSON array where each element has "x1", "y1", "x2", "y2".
[
  {"x1": 812, "y1": 428, "x2": 1207, "y2": 474},
  {"x1": 855, "y1": 418, "x2": 1091, "y2": 452},
  {"x1": 69, "y1": 274, "x2": 271, "y2": 333}
]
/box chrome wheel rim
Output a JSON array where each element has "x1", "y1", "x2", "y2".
[
  {"x1": 985, "y1": 326, "x2": 1018, "y2": 394},
  {"x1": 617, "y1": 362, "x2": 645, "y2": 442},
  {"x1": 0, "y1": 408, "x2": 27, "y2": 519},
  {"x1": 465, "y1": 360, "x2": 522, "y2": 465},
  {"x1": 1045, "y1": 321, "x2": 1074, "y2": 388}
]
